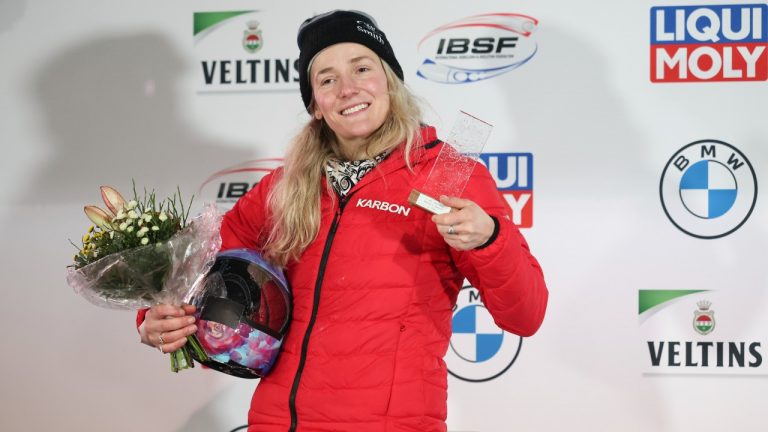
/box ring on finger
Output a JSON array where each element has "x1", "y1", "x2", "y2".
[
  {"x1": 158, "y1": 344, "x2": 164, "y2": 354},
  {"x1": 447, "y1": 225, "x2": 455, "y2": 235},
  {"x1": 158, "y1": 332, "x2": 165, "y2": 345}
]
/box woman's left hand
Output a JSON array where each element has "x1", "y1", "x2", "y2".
[{"x1": 431, "y1": 195, "x2": 495, "y2": 251}]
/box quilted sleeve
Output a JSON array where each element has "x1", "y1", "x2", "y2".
[
  {"x1": 219, "y1": 169, "x2": 279, "y2": 251},
  {"x1": 450, "y1": 164, "x2": 548, "y2": 337}
]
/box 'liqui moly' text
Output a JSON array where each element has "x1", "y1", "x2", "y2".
[{"x1": 651, "y1": 4, "x2": 768, "y2": 82}]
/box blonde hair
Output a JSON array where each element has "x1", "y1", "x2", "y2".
[{"x1": 263, "y1": 61, "x2": 422, "y2": 267}]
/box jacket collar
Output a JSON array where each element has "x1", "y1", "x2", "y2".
[{"x1": 340, "y1": 125, "x2": 441, "y2": 194}]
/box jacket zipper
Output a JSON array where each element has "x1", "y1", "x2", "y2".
[{"x1": 288, "y1": 193, "x2": 354, "y2": 432}]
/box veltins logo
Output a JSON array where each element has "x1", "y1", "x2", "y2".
[
  {"x1": 650, "y1": 4, "x2": 768, "y2": 82},
  {"x1": 198, "y1": 159, "x2": 282, "y2": 211},
  {"x1": 659, "y1": 139, "x2": 757, "y2": 239},
  {"x1": 194, "y1": 11, "x2": 299, "y2": 92},
  {"x1": 479, "y1": 152, "x2": 533, "y2": 228},
  {"x1": 417, "y1": 13, "x2": 538, "y2": 84},
  {"x1": 639, "y1": 290, "x2": 764, "y2": 374},
  {"x1": 447, "y1": 285, "x2": 522, "y2": 382}
]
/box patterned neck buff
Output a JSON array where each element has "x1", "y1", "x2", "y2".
[{"x1": 325, "y1": 151, "x2": 389, "y2": 197}]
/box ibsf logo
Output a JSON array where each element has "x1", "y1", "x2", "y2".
[
  {"x1": 198, "y1": 159, "x2": 282, "y2": 211},
  {"x1": 417, "y1": 13, "x2": 538, "y2": 84},
  {"x1": 694, "y1": 300, "x2": 715, "y2": 335},
  {"x1": 659, "y1": 140, "x2": 757, "y2": 239},
  {"x1": 479, "y1": 153, "x2": 533, "y2": 228},
  {"x1": 650, "y1": 4, "x2": 768, "y2": 82},
  {"x1": 447, "y1": 286, "x2": 523, "y2": 382}
]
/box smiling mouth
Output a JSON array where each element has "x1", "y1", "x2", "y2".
[{"x1": 340, "y1": 103, "x2": 369, "y2": 116}]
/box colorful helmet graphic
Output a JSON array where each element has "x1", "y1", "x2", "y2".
[{"x1": 189, "y1": 249, "x2": 291, "y2": 378}]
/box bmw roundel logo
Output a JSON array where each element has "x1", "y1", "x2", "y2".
[
  {"x1": 446, "y1": 286, "x2": 522, "y2": 382},
  {"x1": 660, "y1": 140, "x2": 757, "y2": 239}
]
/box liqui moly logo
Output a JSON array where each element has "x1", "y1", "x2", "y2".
[
  {"x1": 479, "y1": 153, "x2": 533, "y2": 228},
  {"x1": 651, "y1": 4, "x2": 768, "y2": 82}
]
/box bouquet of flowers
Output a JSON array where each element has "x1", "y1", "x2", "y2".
[{"x1": 66, "y1": 183, "x2": 221, "y2": 372}]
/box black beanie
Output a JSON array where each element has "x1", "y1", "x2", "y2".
[{"x1": 297, "y1": 10, "x2": 404, "y2": 112}]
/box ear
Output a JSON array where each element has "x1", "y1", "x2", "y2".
[{"x1": 313, "y1": 107, "x2": 323, "y2": 120}]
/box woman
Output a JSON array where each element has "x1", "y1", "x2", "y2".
[{"x1": 138, "y1": 10, "x2": 548, "y2": 432}]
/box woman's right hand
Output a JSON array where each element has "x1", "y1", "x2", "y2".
[{"x1": 138, "y1": 304, "x2": 197, "y2": 354}]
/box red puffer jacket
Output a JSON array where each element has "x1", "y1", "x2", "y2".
[
  {"x1": 137, "y1": 125, "x2": 548, "y2": 431},
  {"x1": 220, "y1": 125, "x2": 548, "y2": 431}
]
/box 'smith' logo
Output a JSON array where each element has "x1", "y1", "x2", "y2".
[{"x1": 650, "y1": 4, "x2": 768, "y2": 82}]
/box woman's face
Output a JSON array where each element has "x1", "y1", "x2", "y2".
[{"x1": 310, "y1": 43, "x2": 390, "y2": 156}]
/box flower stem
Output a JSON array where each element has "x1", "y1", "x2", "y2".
[
  {"x1": 186, "y1": 334, "x2": 209, "y2": 362},
  {"x1": 170, "y1": 349, "x2": 178, "y2": 372},
  {"x1": 168, "y1": 335, "x2": 209, "y2": 373}
]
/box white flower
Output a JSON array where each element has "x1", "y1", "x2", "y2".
[
  {"x1": 144, "y1": 214, "x2": 152, "y2": 223},
  {"x1": 158, "y1": 212, "x2": 168, "y2": 222},
  {"x1": 137, "y1": 227, "x2": 149, "y2": 237},
  {"x1": 126, "y1": 226, "x2": 134, "y2": 233},
  {"x1": 119, "y1": 222, "x2": 129, "y2": 231},
  {"x1": 151, "y1": 226, "x2": 160, "y2": 231},
  {"x1": 126, "y1": 200, "x2": 138, "y2": 210},
  {"x1": 128, "y1": 210, "x2": 139, "y2": 219},
  {"x1": 115, "y1": 209, "x2": 126, "y2": 220},
  {"x1": 141, "y1": 237, "x2": 149, "y2": 245}
]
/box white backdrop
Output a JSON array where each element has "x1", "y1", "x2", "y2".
[{"x1": 2, "y1": 1, "x2": 767, "y2": 431}]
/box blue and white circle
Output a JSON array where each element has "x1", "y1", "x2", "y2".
[
  {"x1": 447, "y1": 286, "x2": 522, "y2": 382},
  {"x1": 679, "y1": 160, "x2": 737, "y2": 219},
  {"x1": 451, "y1": 305, "x2": 504, "y2": 362},
  {"x1": 660, "y1": 140, "x2": 757, "y2": 239}
]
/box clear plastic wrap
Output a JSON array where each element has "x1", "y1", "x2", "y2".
[{"x1": 66, "y1": 204, "x2": 222, "y2": 310}]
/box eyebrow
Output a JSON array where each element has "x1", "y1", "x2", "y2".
[{"x1": 313, "y1": 55, "x2": 376, "y2": 78}]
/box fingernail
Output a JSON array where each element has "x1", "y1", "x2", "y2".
[
  {"x1": 188, "y1": 325, "x2": 197, "y2": 334},
  {"x1": 187, "y1": 317, "x2": 195, "y2": 324}
]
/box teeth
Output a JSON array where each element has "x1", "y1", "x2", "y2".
[{"x1": 341, "y1": 103, "x2": 369, "y2": 115}]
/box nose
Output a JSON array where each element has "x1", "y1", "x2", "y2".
[{"x1": 337, "y1": 75, "x2": 358, "y2": 98}]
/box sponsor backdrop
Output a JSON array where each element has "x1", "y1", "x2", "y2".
[{"x1": 1, "y1": 0, "x2": 766, "y2": 431}]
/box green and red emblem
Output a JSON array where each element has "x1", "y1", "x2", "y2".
[
  {"x1": 693, "y1": 300, "x2": 715, "y2": 335},
  {"x1": 243, "y1": 20, "x2": 262, "y2": 53}
]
